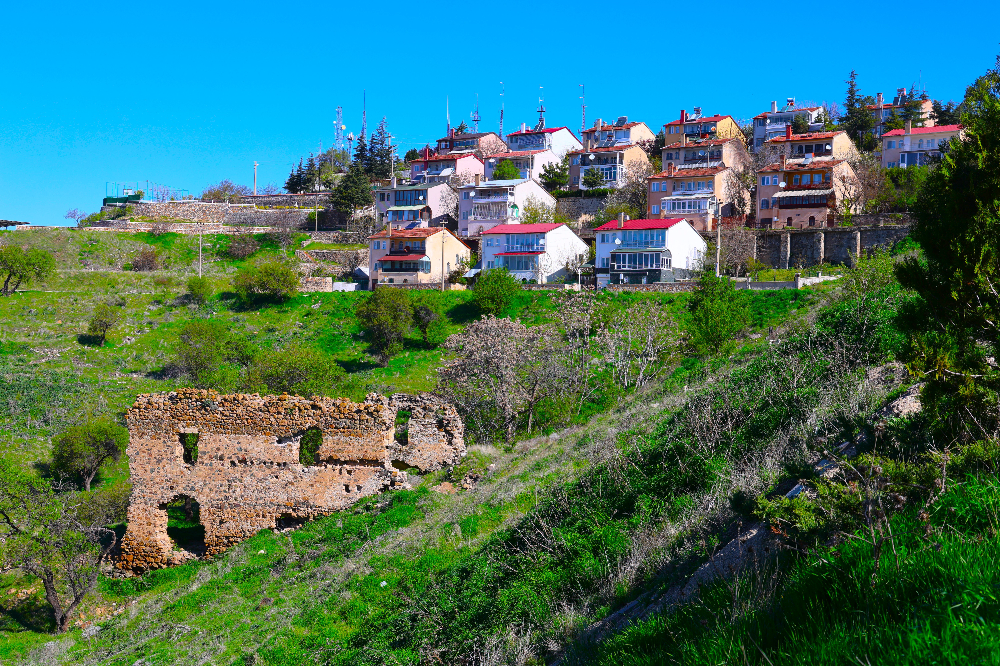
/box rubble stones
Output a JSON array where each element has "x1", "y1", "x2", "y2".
[{"x1": 118, "y1": 389, "x2": 464, "y2": 573}]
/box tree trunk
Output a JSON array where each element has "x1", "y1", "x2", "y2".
[
  {"x1": 83, "y1": 472, "x2": 94, "y2": 492},
  {"x1": 1, "y1": 272, "x2": 12, "y2": 296}
]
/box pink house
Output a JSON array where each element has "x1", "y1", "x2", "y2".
[{"x1": 409, "y1": 147, "x2": 485, "y2": 184}]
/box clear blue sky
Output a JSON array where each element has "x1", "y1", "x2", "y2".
[{"x1": 2, "y1": 0, "x2": 996, "y2": 226}]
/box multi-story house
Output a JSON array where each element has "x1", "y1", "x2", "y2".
[
  {"x1": 881, "y1": 122, "x2": 963, "y2": 168},
  {"x1": 580, "y1": 117, "x2": 656, "y2": 150},
  {"x1": 867, "y1": 89, "x2": 935, "y2": 138},
  {"x1": 593, "y1": 216, "x2": 706, "y2": 287},
  {"x1": 662, "y1": 108, "x2": 742, "y2": 147},
  {"x1": 456, "y1": 177, "x2": 555, "y2": 237},
  {"x1": 505, "y1": 125, "x2": 582, "y2": 159},
  {"x1": 435, "y1": 130, "x2": 506, "y2": 156},
  {"x1": 752, "y1": 99, "x2": 824, "y2": 150},
  {"x1": 409, "y1": 148, "x2": 484, "y2": 184},
  {"x1": 484, "y1": 149, "x2": 559, "y2": 181},
  {"x1": 764, "y1": 126, "x2": 856, "y2": 159},
  {"x1": 367, "y1": 226, "x2": 470, "y2": 289},
  {"x1": 647, "y1": 136, "x2": 751, "y2": 230},
  {"x1": 481, "y1": 222, "x2": 588, "y2": 283},
  {"x1": 755, "y1": 154, "x2": 860, "y2": 229},
  {"x1": 374, "y1": 179, "x2": 456, "y2": 227},
  {"x1": 567, "y1": 144, "x2": 650, "y2": 190}
]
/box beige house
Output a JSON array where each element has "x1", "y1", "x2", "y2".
[
  {"x1": 756, "y1": 155, "x2": 860, "y2": 229},
  {"x1": 580, "y1": 117, "x2": 656, "y2": 150},
  {"x1": 764, "y1": 127, "x2": 856, "y2": 159},
  {"x1": 663, "y1": 109, "x2": 742, "y2": 146},
  {"x1": 368, "y1": 226, "x2": 470, "y2": 288},
  {"x1": 881, "y1": 122, "x2": 962, "y2": 168},
  {"x1": 435, "y1": 130, "x2": 507, "y2": 156},
  {"x1": 568, "y1": 144, "x2": 649, "y2": 190},
  {"x1": 868, "y1": 89, "x2": 935, "y2": 137}
]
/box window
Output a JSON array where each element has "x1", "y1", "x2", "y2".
[
  {"x1": 600, "y1": 233, "x2": 608, "y2": 243},
  {"x1": 600, "y1": 257, "x2": 609, "y2": 268},
  {"x1": 761, "y1": 198, "x2": 770, "y2": 209},
  {"x1": 571, "y1": 156, "x2": 580, "y2": 165},
  {"x1": 652, "y1": 205, "x2": 660, "y2": 214},
  {"x1": 793, "y1": 175, "x2": 800, "y2": 185},
  {"x1": 486, "y1": 260, "x2": 494, "y2": 268},
  {"x1": 462, "y1": 211, "x2": 469, "y2": 220},
  {"x1": 887, "y1": 140, "x2": 895, "y2": 149},
  {"x1": 463, "y1": 191, "x2": 470, "y2": 199},
  {"x1": 824, "y1": 172, "x2": 831, "y2": 182},
  {"x1": 761, "y1": 176, "x2": 770, "y2": 186},
  {"x1": 918, "y1": 139, "x2": 924, "y2": 149},
  {"x1": 572, "y1": 176, "x2": 579, "y2": 184},
  {"x1": 485, "y1": 238, "x2": 493, "y2": 247}
]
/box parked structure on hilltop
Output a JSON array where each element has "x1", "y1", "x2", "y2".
[
  {"x1": 505, "y1": 124, "x2": 582, "y2": 159},
  {"x1": 756, "y1": 154, "x2": 860, "y2": 229},
  {"x1": 593, "y1": 216, "x2": 706, "y2": 287},
  {"x1": 481, "y1": 222, "x2": 588, "y2": 283},
  {"x1": 374, "y1": 179, "x2": 456, "y2": 227},
  {"x1": 752, "y1": 99, "x2": 825, "y2": 150},
  {"x1": 662, "y1": 109, "x2": 742, "y2": 147},
  {"x1": 456, "y1": 177, "x2": 555, "y2": 237},
  {"x1": 367, "y1": 226, "x2": 470, "y2": 287},
  {"x1": 881, "y1": 122, "x2": 962, "y2": 168},
  {"x1": 484, "y1": 149, "x2": 559, "y2": 181}
]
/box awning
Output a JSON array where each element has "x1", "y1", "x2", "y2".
[
  {"x1": 660, "y1": 195, "x2": 713, "y2": 201},
  {"x1": 463, "y1": 268, "x2": 481, "y2": 278},
  {"x1": 386, "y1": 205, "x2": 428, "y2": 211},
  {"x1": 772, "y1": 188, "x2": 833, "y2": 199},
  {"x1": 495, "y1": 251, "x2": 543, "y2": 256},
  {"x1": 377, "y1": 253, "x2": 428, "y2": 262}
]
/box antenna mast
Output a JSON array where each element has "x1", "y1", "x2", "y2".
[
  {"x1": 535, "y1": 86, "x2": 546, "y2": 130},
  {"x1": 471, "y1": 94, "x2": 481, "y2": 133},
  {"x1": 447, "y1": 96, "x2": 451, "y2": 135},
  {"x1": 499, "y1": 82, "x2": 505, "y2": 138},
  {"x1": 579, "y1": 83, "x2": 586, "y2": 134},
  {"x1": 361, "y1": 90, "x2": 367, "y2": 139},
  {"x1": 335, "y1": 106, "x2": 345, "y2": 152}
]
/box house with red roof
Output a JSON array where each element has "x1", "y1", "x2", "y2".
[
  {"x1": 663, "y1": 108, "x2": 742, "y2": 147},
  {"x1": 580, "y1": 116, "x2": 656, "y2": 150},
  {"x1": 752, "y1": 99, "x2": 825, "y2": 150},
  {"x1": 456, "y1": 178, "x2": 555, "y2": 237},
  {"x1": 505, "y1": 124, "x2": 582, "y2": 159},
  {"x1": 593, "y1": 216, "x2": 706, "y2": 287},
  {"x1": 435, "y1": 130, "x2": 506, "y2": 157},
  {"x1": 880, "y1": 122, "x2": 962, "y2": 168},
  {"x1": 568, "y1": 144, "x2": 650, "y2": 191},
  {"x1": 484, "y1": 149, "x2": 559, "y2": 181},
  {"x1": 868, "y1": 89, "x2": 935, "y2": 138},
  {"x1": 409, "y1": 147, "x2": 484, "y2": 184},
  {"x1": 764, "y1": 127, "x2": 856, "y2": 159},
  {"x1": 756, "y1": 154, "x2": 859, "y2": 229},
  {"x1": 367, "y1": 226, "x2": 470, "y2": 289},
  {"x1": 480, "y1": 222, "x2": 588, "y2": 283}
]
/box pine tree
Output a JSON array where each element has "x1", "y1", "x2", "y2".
[
  {"x1": 901, "y1": 85, "x2": 925, "y2": 125},
  {"x1": 368, "y1": 118, "x2": 395, "y2": 180},
  {"x1": 353, "y1": 133, "x2": 369, "y2": 175},
  {"x1": 332, "y1": 162, "x2": 374, "y2": 216},
  {"x1": 931, "y1": 100, "x2": 962, "y2": 125},
  {"x1": 305, "y1": 154, "x2": 318, "y2": 192},
  {"x1": 840, "y1": 70, "x2": 877, "y2": 152},
  {"x1": 455, "y1": 120, "x2": 469, "y2": 134}
]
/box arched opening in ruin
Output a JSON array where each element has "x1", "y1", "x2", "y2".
[
  {"x1": 159, "y1": 494, "x2": 206, "y2": 555},
  {"x1": 180, "y1": 431, "x2": 199, "y2": 465},
  {"x1": 394, "y1": 409, "x2": 411, "y2": 447},
  {"x1": 298, "y1": 427, "x2": 323, "y2": 465},
  {"x1": 275, "y1": 513, "x2": 308, "y2": 531}
]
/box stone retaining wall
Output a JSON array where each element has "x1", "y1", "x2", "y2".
[
  {"x1": 118, "y1": 389, "x2": 464, "y2": 572},
  {"x1": 555, "y1": 196, "x2": 607, "y2": 231}
]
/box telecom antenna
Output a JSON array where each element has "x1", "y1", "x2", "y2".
[
  {"x1": 335, "y1": 106, "x2": 345, "y2": 151},
  {"x1": 471, "y1": 94, "x2": 481, "y2": 133},
  {"x1": 361, "y1": 90, "x2": 367, "y2": 140},
  {"x1": 446, "y1": 96, "x2": 451, "y2": 135},
  {"x1": 499, "y1": 82, "x2": 504, "y2": 138},
  {"x1": 579, "y1": 84, "x2": 586, "y2": 134},
  {"x1": 534, "y1": 87, "x2": 546, "y2": 131}
]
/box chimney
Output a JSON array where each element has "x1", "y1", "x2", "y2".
[
  {"x1": 520, "y1": 122, "x2": 527, "y2": 133},
  {"x1": 876, "y1": 92, "x2": 884, "y2": 106},
  {"x1": 475, "y1": 173, "x2": 481, "y2": 186},
  {"x1": 594, "y1": 117, "x2": 602, "y2": 129},
  {"x1": 905, "y1": 120, "x2": 912, "y2": 134},
  {"x1": 390, "y1": 176, "x2": 397, "y2": 188},
  {"x1": 770, "y1": 100, "x2": 777, "y2": 114},
  {"x1": 779, "y1": 154, "x2": 787, "y2": 170},
  {"x1": 785, "y1": 125, "x2": 793, "y2": 141},
  {"x1": 449, "y1": 127, "x2": 455, "y2": 138},
  {"x1": 680, "y1": 109, "x2": 687, "y2": 124},
  {"x1": 680, "y1": 133, "x2": 686, "y2": 147},
  {"x1": 617, "y1": 212, "x2": 625, "y2": 229},
  {"x1": 666, "y1": 162, "x2": 675, "y2": 177}
]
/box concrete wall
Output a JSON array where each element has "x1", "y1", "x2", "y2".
[
  {"x1": 704, "y1": 224, "x2": 910, "y2": 268},
  {"x1": 98, "y1": 202, "x2": 310, "y2": 228}
]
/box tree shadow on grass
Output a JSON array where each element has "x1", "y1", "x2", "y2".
[
  {"x1": 76, "y1": 334, "x2": 104, "y2": 347},
  {"x1": 337, "y1": 357, "x2": 381, "y2": 374},
  {"x1": 444, "y1": 299, "x2": 481, "y2": 325},
  {"x1": 0, "y1": 596, "x2": 56, "y2": 634}
]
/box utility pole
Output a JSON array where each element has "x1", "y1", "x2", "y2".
[
  {"x1": 199, "y1": 222, "x2": 204, "y2": 277},
  {"x1": 441, "y1": 230, "x2": 445, "y2": 292},
  {"x1": 253, "y1": 161, "x2": 258, "y2": 195},
  {"x1": 499, "y1": 82, "x2": 504, "y2": 138},
  {"x1": 579, "y1": 84, "x2": 586, "y2": 135},
  {"x1": 714, "y1": 197, "x2": 721, "y2": 277}
]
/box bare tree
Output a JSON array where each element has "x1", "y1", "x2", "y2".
[
  {"x1": 597, "y1": 299, "x2": 678, "y2": 388},
  {"x1": 843, "y1": 152, "x2": 889, "y2": 216},
  {"x1": 438, "y1": 184, "x2": 459, "y2": 222},
  {"x1": 260, "y1": 182, "x2": 281, "y2": 195},
  {"x1": 63, "y1": 209, "x2": 87, "y2": 225},
  {"x1": 726, "y1": 143, "x2": 778, "y2": 224},
  {"x1": 718, "y1": 226, "x2": 759, "y2": 277},
  {"x1": 600, "y1": 160, "x2": 654, "y2": 220},
  {"x1": 474, "y1": 136, "x2": 510, "y2": 161}
]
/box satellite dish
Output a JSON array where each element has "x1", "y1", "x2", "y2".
[
  {"x1": 588, "y1": 154, "x2": 596, "y2": 160},
  {"x1": 779, "y1": 182, "x2": 787, "y2": 188},
  {"x1": 825, "y1": 144, "x2": 832, "y2": 150},
  {"x1": 614, "y1": 238, "x2": 621, "y2": 245}
]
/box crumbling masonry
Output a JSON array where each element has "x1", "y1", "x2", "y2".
[{"x1": 118, "y1": 389, "x2": 463, "y2": 572}]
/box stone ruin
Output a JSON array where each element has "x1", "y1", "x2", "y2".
[{"x1": 118, "y1": 388, "x2": 464, "y2": 572}]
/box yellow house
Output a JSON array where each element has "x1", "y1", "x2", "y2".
[
  {"x1": 663, "y1": 109, "x2": 742, "y2": 147},
  {"x1": 368, "y1": 226, "x2": 470, "y2": 289}
]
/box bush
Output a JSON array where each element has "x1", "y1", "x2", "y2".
[
  {"x1": 86, "y1": 303, "x2": 122, "y2": 346},
  {"x1": 130, "y1": 248, "x2": 159, "y2": 271},
  {"x1": 186, "y1": 276, "x2": 212, "y2": 304},
  {"x1": 233, "y1": 260, "x2": 299, "y2": 302},
  {"x1": 473, "y1": 268, "x2": 520, "y2": 316},
  {"x1": 354, "y1": 288, "x2": 412, "y2": 365},
  {"x1": 687, "y1": 273, "x2": 750, "y2": 355},
  {"x1": 246, "y1": 345, "x2": 346, "y2": 397},
  {"x1": 51, "y1": 418, "x2": 129, "y2": 491},
  {"x1": 411, "y1": 292, "x2": 450, "y2": 348},
  {"x1": 226, "y1": 233, "x2": 260, "y2": 260},
  {"x1": 175, "y1": 319, "x2": 253, "y2": 388}
]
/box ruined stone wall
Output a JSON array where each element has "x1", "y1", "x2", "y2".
[
  {"x1": 388, "y1": 393, "x2": 465, "y2": 471},
  {"x1": 119, "y1": 389, "x2": 463, "y2": 572}
]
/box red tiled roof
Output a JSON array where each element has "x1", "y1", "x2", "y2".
[
  {"x1": 489, "y1": 150, "x2": 547, "y2": 158},
  {"x1": 369, "y1": 228, "x2": 445, "y2": 239},
  {"x1": 376, "y1": 253, "x2": 428, "y2": 262},
  {"x1": 760, "y1": 159, "x2": 844, "y2": 173},
  {"x1": 420, "y1": 153, "x2": 484, "y2": 163},
  {"x1": 865, "y1": 103, "x2": 904, "y2": 110},
  {"x1": 882, "y1": 124, "x2": 962, "y2": 137},
  {"x1": 483, "y1": 223, "x2": 563, "y2": 234},
  {"x1": 751, "y1": 107, "x2": 821, "y2": 120},
  {"x1": 765, "y1": 131, "x2": 843, "y2": 143},
  {"x1": 650, "y1": 166, "x2": 726, "y2": 178},
  {"x1": 594, "y1": 218, "x2": 685, "y2": 231},
  {"x1": 664, "y1": 114, "x2": 732, "y2": 126},
  {"x1": 567, "y1": 144, "x2": 640, "y2": 155},
  {"x1": 436, "y1": 132, "x2": 496, "y2": 142},
  {"x1": 583, "y1": 121, "x2": 646, "y2": 132}
]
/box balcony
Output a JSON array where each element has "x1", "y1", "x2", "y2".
[
  {"x1": 472, "y1": 194, "x2": 510, "y2": 203},
  {"x1": 502, "y1": 244, "x2": 544, "y2": 253},
  {"x1": 616, "y1": 239, "x2": 665, "y2": 249}
]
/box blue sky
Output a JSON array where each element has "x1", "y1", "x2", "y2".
[{"x1": 2, "y1": 0, "x2": 997, "y2": 226}]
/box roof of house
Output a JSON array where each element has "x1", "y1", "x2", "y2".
[
  {"x1": 567, "y1": 144, "x2": 640, "y2": 155},
  {"x1": 650, "y1": 166, "x2": 727, "y2": 178},
  {"x1": 436, "y1": 132, "x2": 497, "y2": 142},
  {"x1": 457, "y1": 178, "x2": 530, "y2": 189},
  {"x1": 419, "y1": 152, "x2": 484, "y2": 163},
  {"x1": 594, "y1": 218, "x2": 685, "y2": 231},
  {"x1": 489, "y1": 150, "x2": 548, "y2": 158},
  {"x1": 882, "y1": 124, "x2": 962, "y2": 137},
  {"x1": 375, "y1": 253, "x2": 428, "y2": 262},
  {"x1": 483, "y1": 223, "x2": 564, "y2": 234},
  {"x1": 752, "y1": 107, "x2": 822, "y2": 120},
  {"x1": 368, "y1": 227, "x2": 445, "y2": 239},
  {"x1": 583, "y1": 121, "x2": 647, "y2": 132},
  {"x1": 506, "y1": 126, "x2": 572, "y2": 136},
  {"x1": 664, "y1": 114, "x2": 733, "y2": 126},
  {"x1": 760, "y1": 157, "x2": 845, "y2": 173},
  {"x1": 765, "y1": 131, "x2": 844, "y2": 143}
]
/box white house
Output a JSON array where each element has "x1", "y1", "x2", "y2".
[
  {"x1": 456, "y1": 178, "x2": 555, "y2": 237},
  {"x1": 481, "y1": 222, "x2": 589, "y2": 283},
  {"x1": 593, "y1": 217, "x2": 706, "y2": 288},
  {"x1": 505, "y1": 125, "x2": 582, "y2": 159},
  {"x1": 484, "y1": 149, "x2": 559, "y2": 181}
]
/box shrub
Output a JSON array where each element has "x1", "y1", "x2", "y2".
[
  {"x1": 51, "y1": 418, "x2": 129, "y2": 491},
  {"x1": 226, "y1": 233, "x2": 260, "y2": 260},
  {"x1": 0, "y1": 246, "x2": 55, "y2": 296},
  {"x1": 354, "y1": 288, "x2": 412, "y2": 365},
  {"x1": 130, "y1": 248, "x2": 159, "y2": 271},
  {"x1": 473, "y1": 268, "x2": 519, "y2": 316},
  {"x1": 245, "y1": 345, "x2": 346, "y2": 397},
  {"x1": 86, "y1": 303, "x2": 122, "y2": 346},
  {"x1": 186, "y1": 276, "x2": 212, "y2": 304},
  {"x1": 175, "y1": 319, "x2": 254, "y2": 387},
  {"x1": 233, "y1": 260, "x2": 299, "y2": 302},
  {"x1": 687, "y1": 273, "x2": 750, "y2": 355}
]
